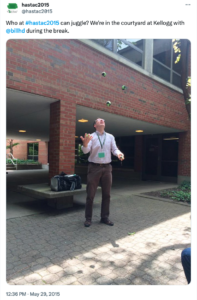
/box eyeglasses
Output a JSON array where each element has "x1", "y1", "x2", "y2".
[{"x1": 97, "y1": 119, "x2": 105, "y2": 122}]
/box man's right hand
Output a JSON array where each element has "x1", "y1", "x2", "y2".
[{"x1": 80, "y1": 133, "x2": 93, "y2": 147}]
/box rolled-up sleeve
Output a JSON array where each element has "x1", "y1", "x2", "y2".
[
  {"x1": 111, "y1": 136, "x2": 122, "y2": 156},
  {"x1": 81, "y1": 140, "x2": 92, "y2": 154}
]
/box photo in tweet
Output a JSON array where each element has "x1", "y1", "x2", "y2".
[{"x1": 6, "y1": 38, "x2": 191, "y2": 288}]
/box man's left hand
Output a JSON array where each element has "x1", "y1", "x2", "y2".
[{"x1": 118, "y1": 153, "x2": 125, "y2": 161}]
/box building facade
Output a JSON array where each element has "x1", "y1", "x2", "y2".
[
  {"x1": 6, "y1": 39, "x2": 191, "y2": 183},
  {"x1": 6, "y1": 139, "x2": 48, "y2": 165}
]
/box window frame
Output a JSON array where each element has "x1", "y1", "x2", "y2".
[
  {"x1": 87, "y1": 39, "x2": 182, "y2": 90},
  {"x1": 153, "y1": 39, "x2": 181, "y2": 88},
  {"x1": 27, "y1": 142, "x2": 39, "y2": 161},
  {"x1": 116, "y1": 39, "x2": 144, "y2": 68},
  {"x1": 91, "y1": 39, "x2": 144, "y2": 68}
]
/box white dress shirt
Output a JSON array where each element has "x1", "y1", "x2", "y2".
[{"x1": 81, "y1": 131, "x2": 122, "y2": 164}]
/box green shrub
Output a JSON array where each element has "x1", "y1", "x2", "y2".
[
  {"x1": 179, "y1": 180, "x2": 191, "y2": 190},
  {"x1": 6, "y1": 159, "x2": 41, "y2": 165},
  {"x1": 171, "y1": 190, "x2": 191, "y2": 202},
  {"x1": 160, "y1": 190, "x2": 190, "y2": 202},
  {"x1": 160, "y1": 191, "x2": 170, "y2": 197}
]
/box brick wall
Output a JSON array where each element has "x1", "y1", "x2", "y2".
[
  {"x1": 49, "y1": 102, "x2": 60, "y2": 178},
  {"x1": 6, "y1": 139, "x2": 48, "y2": 164},
  {"x1": 177, "y1": 41, "x2": 191, "y2": 179},
  {"x1": 38, "y1": 142, "x2": 48, "y2": 165},
  {"x1": 49, "y1": 101, "x2": 76, "y2": 179},
  {"x1": 6, "y1": 139, "x2": 27, "y2": 160},
  {"x1": 178, "y1": 128, "x2": 191, "y2": 177},
  {"x1": 6, "y1": 40, "x2": 191, "y2": 178}
]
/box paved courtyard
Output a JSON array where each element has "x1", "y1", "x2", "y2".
[{"x1": 7, "y1": 173, "x2": 191, "y2": 285}]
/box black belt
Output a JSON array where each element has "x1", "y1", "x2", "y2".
[{"x1": 89, "y1": 162, "x2": 111, "y2": 166}]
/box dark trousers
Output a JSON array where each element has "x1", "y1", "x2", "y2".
[
  {"x1": 181, "y1": 247, "x2": 191, "y2": 284},
  {"x1": 85, "y1": 163, "x2": 112, "y2": 221}
]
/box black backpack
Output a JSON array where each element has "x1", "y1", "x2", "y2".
[{"x1": 51, "y1": 172, "x2": 82, "y2": 192}]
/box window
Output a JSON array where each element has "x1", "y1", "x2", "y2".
[
  {"x1": 89, "y1": 39, "x2": 182, "y2": 89},
  {"x1": 153, "y1": 60, "x2": 170, "y2": 82},
  {"x1": 91, "y1": 39, "x2": 113, "y2": 52},
  {"x1": 124, "y1": 39, "x2": 144, "y2": 51},
  {"x1": 153, "y1": 39, "x2": 171, "y2": 67},
  {"x1": 117, "y1": 39, "x2": 143, "y2": 67},
  {"x1": 91, "y1": 39, "x2": 144, "y2": 67},
  {"x1": 172, "y1": 73, "x2": 181, "y2": 88},
  {"x1": 153, "y1": 39, "x2": 181, "y2": 88},
  {"x1": 27, "y1": 143, "x2": 38, "y2": 161}
]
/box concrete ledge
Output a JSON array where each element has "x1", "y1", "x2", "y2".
[
  {"x1": 17, "y1": 183, "x2": 89, "y2": 199},
  {"x1": 47, "y1": 196, "x2": 74, "y2": 209},
  {"x1": 17, "y1": 183, "x2": 101, "y2": 209},
  {"x1": 17, "y1": 165, "x2": 42, "y2": 170},
  {"x1": 42, "y1": 164, "x2": 49, "y2": 170}
]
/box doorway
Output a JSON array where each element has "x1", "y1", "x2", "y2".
[
  {"x1": 143, "y1": 134, "x2": 179, "y2": 182},
  {"x1": 143, "y1": 135, "x2": 161, "y2": 181}
]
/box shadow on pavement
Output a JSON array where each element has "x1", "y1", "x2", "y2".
[{"x1": 6, "y1": 170, "x2": 190, "y2": 285}]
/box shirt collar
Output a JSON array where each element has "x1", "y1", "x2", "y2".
[{"x1": 96, "y1": 130, "x2": 105, "y2": 136}]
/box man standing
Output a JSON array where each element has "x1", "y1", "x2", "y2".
[{"x1": 80, "y1": 118, "x2": 124, "y2": 227}]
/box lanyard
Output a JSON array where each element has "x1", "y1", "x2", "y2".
[{"x1": 96, "y1": 132, "x2": 106, "y2": 149}]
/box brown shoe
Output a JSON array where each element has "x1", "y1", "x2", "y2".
[
  {"x1": 84, "y1": 220, "x2": 91, "y2": 227},
  {"x1": 100, "y1": 218, "x2": 114, "y2": 226}
]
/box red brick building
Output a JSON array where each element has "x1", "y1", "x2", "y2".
[
  {"x1": 6, "y1": 39, "x2": 191, "y2": 183},
  {"x1": 6, "y1": 139, "x2": 48, "y2": 165}
]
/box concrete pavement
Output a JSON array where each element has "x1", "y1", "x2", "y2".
[{"x1": 6, "y1": 170, "x2": 191, "y2": 285}]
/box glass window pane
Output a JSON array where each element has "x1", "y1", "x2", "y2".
[
  {"x1": 122, "y1": 39, "x2": 144, "y2": 51},
  {"x1": 91, "y1": 39, "x2": 113, "y2": 51},
  {"x1": 28, "y1": 143, "x2": 33, "y2": 155},
  {"x1": 34, "y1": 143, "x2": 38, "y2": 155},
  {"x1": 117, "y1": 40, "x2": 143, "y2": 66},
  {"x1": 153, "y1": 60, "x2": 170, "y2": 82},
  {"x1": 27, "y1": 155, "x2": 38, "y2": 161},
  {"x1": 172, "y1": 72, "x2": 181, "y2": 88},
  {"x1": 27, "y1": 155, "x2": 34, "y2": 160},
  {"x1": 153, "y1": 39, "x2": 171, "y2": 68}
]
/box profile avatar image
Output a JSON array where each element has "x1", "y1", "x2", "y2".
[{"x1": 7, "y1": 3, "x2": 18, "y2": 9}]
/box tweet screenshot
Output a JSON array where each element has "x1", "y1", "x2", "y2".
[{"x1": 1, "y1": 0, "x2": 196, "y2": 299}]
